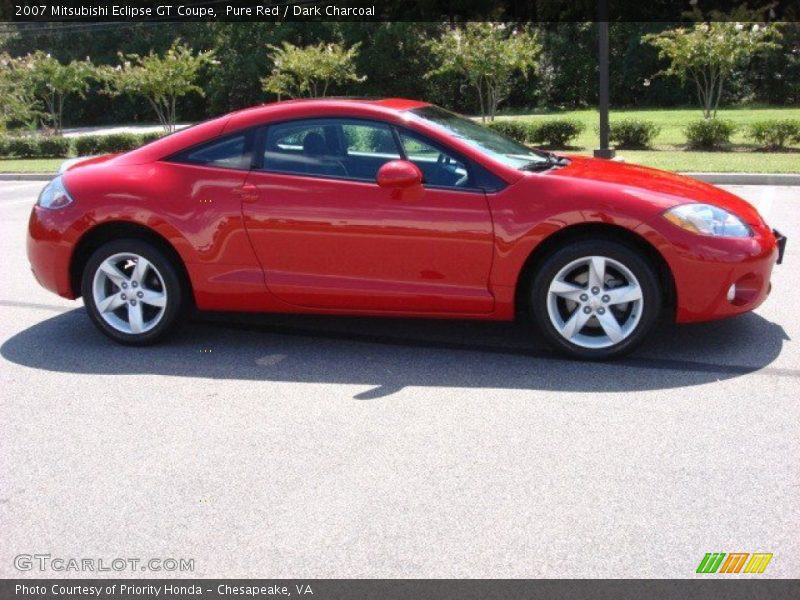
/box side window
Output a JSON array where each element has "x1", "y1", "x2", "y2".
[
  {"x1": 261, "y1": 119, "x2": 401, "y2": 181},
  {"x1": 398, "y1": 131, "x2": 471, "y2": 189},
  {"x1": 263, "y1": 120, "x2": 347, "y2": 179},
  {"x1": 341, "y1": 122, "x2": 401, "y2": 179},
  {"x1": 174, "y1": 133, "x2": 251, "y2": 170},
  {"x1": 342, "y1": 123, "x2": 398, "y2": 154}
]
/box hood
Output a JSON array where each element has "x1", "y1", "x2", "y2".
[
  {"x1": 549, "y1": 155, "x2": 765, "y2": 227},
  {"x1": 59, "y1": 154, "x2": 118, "y2": 173}
]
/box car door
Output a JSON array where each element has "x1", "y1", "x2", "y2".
[
  {"x1": 163, "y1": 129, "x2": 272, "y2": 312},
  {"x1": 241, "y1": 117, "x2": 496, "y2": 313}
]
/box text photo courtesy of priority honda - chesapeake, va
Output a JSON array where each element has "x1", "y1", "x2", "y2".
[{"x1": 1, "y1": 1, "x2": 799, "y2": 599}]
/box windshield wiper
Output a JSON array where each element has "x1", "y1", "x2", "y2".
[
  {"x1": 510, "y1": 151, "x2": 570, "y2": 171},
  {"x1": 520, "y1": 160, "x2": 556, "y2": 172},
  {"x1": 538, "y1": 150, "x2": 570, "y2": 166}
]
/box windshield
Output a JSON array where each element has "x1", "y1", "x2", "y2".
[{"x1": 408, "y1": 106, "x2": 550, "y2": 169}]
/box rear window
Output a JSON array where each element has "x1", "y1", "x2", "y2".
[{"x1": 170, "y1": 132, "x2": 252, "y2": 170}]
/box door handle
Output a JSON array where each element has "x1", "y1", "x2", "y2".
[{"x1": 235, "y1": 184, "x2": 259, "y2": 202}]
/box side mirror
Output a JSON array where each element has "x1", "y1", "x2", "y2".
[{"x1": 376, "y1": 160, "x2": 423, "y2": 189}]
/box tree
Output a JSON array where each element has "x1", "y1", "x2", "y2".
[
  {"x1": 17, "y1": 51, "x2": 95, "y2": 133},
  {"x1": 261, "y1": 41, "x2": 365, "y2": 99},
  {"x1": 0, "y1": 53, "x2": 41, "y2": 131},
  {"x1": 425, "y1": 23, "x2": 541, "y2": 121},
  {"x1": 643, "y1": 15, "x2": 781, "y2": 119},
  {"x1": 103, "y1": 40, "x2": 216, "y2": 132}
]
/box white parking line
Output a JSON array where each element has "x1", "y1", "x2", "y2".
[
  {"x1": 750, "y1": 186, "x2": 775, "y2": 222},
  {"x1": 0, "y1": 181, "x2": 47, "y2": 190},
  {"x1": 0, "y1": 198, "x2": 36, "y2": 207}
]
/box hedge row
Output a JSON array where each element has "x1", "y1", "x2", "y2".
[
  {"x1": 0, "y1": 132, "x2": 164, "y2": 159},
  {"x1": 489, "y1": 117, "x2": 800, "y2": 151},
  {"x1": 683, "y1": 118, "x2": 800, "y2": 150},
  {"x1": 487, "y1": 119, "x2": 586, "y2": 148}
]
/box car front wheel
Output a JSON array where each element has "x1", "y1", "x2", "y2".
[
  {"x1": 81, "y1": 239, "x2": 184, "y2": 345},
  {"x1": 530, "y1": 239, "x2": 662, "y2": 359}
]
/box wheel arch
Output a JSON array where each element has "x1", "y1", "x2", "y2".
[
  {"x1": 69, "y1": 221, "x2": 195, "y2": 307},
  {"x1": 513, "y1": 222, "x2": 676, "y2": 319}
]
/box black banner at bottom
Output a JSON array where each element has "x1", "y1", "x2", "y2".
[{"x1": 1, "y1": 580, "x2": 799, "y2": 600}]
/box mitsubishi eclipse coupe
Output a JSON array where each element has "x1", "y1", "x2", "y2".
[{"x1": 27, "y1": 98, "x2": 786, "y2": 359}]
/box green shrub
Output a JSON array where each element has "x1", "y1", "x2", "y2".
[
  {"x1": 0, "y1": 132, "x2": 163, "y2": 159},
  {"x1": 97, "y1": 133, "x2": 142, "y2": 153},
  {"x1": 4, "y1": 137, "x2": 41, "y2": 158},
  {"x1": 73, "y1": 135, "x2": 104, "y2": 155},
  {"x1": 140, "y1": 131, "x2": 164, "y2": 145},
  {"x1": 608, "y1": 119, "x2": 661, "y2": 149},
  {"x1": 529, "y1": 119, "x2": 585, "y2": 148},
  {"x1": 0, "y1": 136, "x2": 72, "y2": 158},
  {"x1": 485, "y1": 120, "x2": 532, "y2": 144},
  {"x1": 36, "y1": 136, "x2": 72, "y2": 158},
  {"x1": 684, "y1": 119, "x2": 737, "y2": 150},
  {"x1": 486, "y1": 119, "x2": 584, "y2": 148},
  {"x1": 74, "y1": 132, "x2": 149, "y2": 155},
  {"x1": 746, "y1": 119, "x2": 800, "y2": 150}
]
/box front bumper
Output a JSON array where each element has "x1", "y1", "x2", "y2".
[
  {"x1": 637, "y1": 221, "x2": 782, "y2": 323},
  {"x1": 27, "y1": 205, "x2": 79, "y2": 299}
]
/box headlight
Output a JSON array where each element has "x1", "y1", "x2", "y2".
[
  {"x1": 36, "y1": 176, "x2": 74, "y2": 209},
  {"x1": 663, "y1": 203, "x2": 751, "y2": 237}
]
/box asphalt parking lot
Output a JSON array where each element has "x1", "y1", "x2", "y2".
[{"x1": 0, "y1": 180, "x2": 798, "y2": 578}]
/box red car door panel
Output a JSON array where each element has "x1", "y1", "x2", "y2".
[{"x1": 241, "y1": 171, "x2": 495, "y2": 313}]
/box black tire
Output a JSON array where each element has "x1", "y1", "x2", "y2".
[
  {"x1": 529, "y1": 238, "x2": 662, "y2": 360},
  {"x1": 81, "y1": 239, "x2": 184, "y2": 345}
]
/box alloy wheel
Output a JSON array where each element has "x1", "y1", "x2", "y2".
[
  {"x1": 546, "y1": 255, "x2": 644, "y2": 349},
  {"x1": 91, "y1": 252, "x2": 168, "y2": 335}
]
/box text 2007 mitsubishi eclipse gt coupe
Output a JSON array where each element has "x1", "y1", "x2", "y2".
[{"x1": 27, "y1": 98, "x2": 787, "y2": 359}]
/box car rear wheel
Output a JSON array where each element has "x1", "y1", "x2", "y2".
[
  {"x1": 81, "y1": 239, "x2": 184, "y2": 345},
  {"x1": 530, "y1": 239, "x2": 662, "y2": 359}
]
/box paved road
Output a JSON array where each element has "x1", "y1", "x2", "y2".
[{"x1": 0, "y1": 181, "x2": 798, "y2": 578}]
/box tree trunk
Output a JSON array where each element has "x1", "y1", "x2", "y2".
[
  {"x1": 147, "y1": 97, "x2": 169, "y2": 133},
  {"x1": 696, "y1": 70, "x2": 712, "y2": 119},
  {"x1": 43, "y1": 93, "x2": 57, "y2": 130},
  {"x1": 475, "y1": 78, "x2": 486, "y2": 122},
  {"x1": 712, "y1": 76, "x2": 724, "y2": 118},
  {"x1": 487, "y1": 82, "x2": 497, "y2": 121},
  {"x1": 693, "y1": 77, "x2": 707, "y2": 119},
  {"x1": 56, "y1": 94, "x2": 64, "y2": 134}
]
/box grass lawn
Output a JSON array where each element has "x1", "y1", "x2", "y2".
[
  {"x1": 597, "y1": 150, "x2": 799, "y2": 173},
  {"x1": 0, "y1": 158, "x2": 63, "y2": 174},
  {"x1": 495, "y1": 106, "x2": 800, "y2": 173}
]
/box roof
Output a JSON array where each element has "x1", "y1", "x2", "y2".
[
  {"x1": 221, "y1": 97, "x2": 431, "y2": 133},
  {"x1": 243, "y1": 97, "x2": 429, "y2": 111}
]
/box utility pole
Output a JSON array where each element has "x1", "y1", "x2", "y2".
[{"x1": 594, "y1": 0, "x2": 615, "y2": 159}]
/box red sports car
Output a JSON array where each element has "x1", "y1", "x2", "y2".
[{"x1": 27, "y1": 98, "x2": 786, "y2": 358}]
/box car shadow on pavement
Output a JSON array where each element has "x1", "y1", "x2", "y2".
[{"x1": 0, "y1": 307, "x2": 793, "y2": 399}]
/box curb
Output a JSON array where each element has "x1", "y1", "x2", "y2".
[
  {"x1": 682, "y1": 172, "x2": 800, "y2": 186},
  {"x1": 0, "y1": 173, "x2": 55, "y2": 181},
  {"x1": 1, "y1": 172, "x2": 798, "y2": 185}
]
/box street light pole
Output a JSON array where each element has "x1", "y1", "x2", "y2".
[{"x1": 594, "y1": 1, "x2": 615, "y2": 159}]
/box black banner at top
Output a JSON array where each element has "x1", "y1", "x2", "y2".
[{"x1": 1, "y1": 0, "x2": 799, "y2": 22}]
